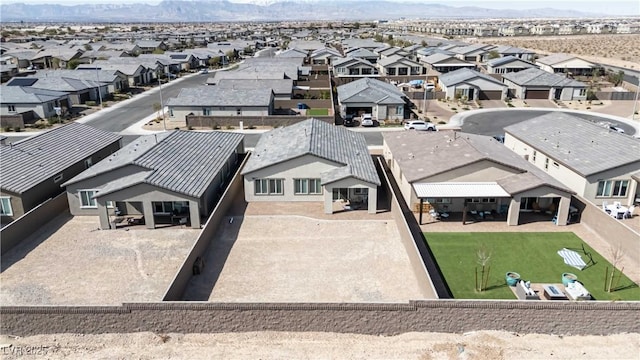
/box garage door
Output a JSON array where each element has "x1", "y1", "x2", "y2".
[
  {"x1": 525, "y1": 90, "x2": 550, "y2": 99},
  {"x1": 478, "y1": 91, "x2": 502, "y2": 100}
]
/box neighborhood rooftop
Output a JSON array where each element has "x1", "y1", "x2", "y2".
[
  {"x1": 64, "y1": 130, "x2": 244, "y2": 198},
  {"x1": 242, "y1": 118, "x2": 380, "y2": 186},
  {"x1": 0, "y1": 123, "x2": 122, "y2": 194},
  {"x1": 166, "y1": 86, "x2": 273, "y2": 107},
  {"x1": 337, "y1": 78, "x2": 405, "y2": 105},
  {"x1": 504, "y1": 112, "x2": 640, "y2": 177},
  {"x1": 502, "y1": 68, "x2": 586, "y2": 87}
]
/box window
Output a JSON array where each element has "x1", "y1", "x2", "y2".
[
  {"x1": 597, "y1": 180, "x2": 629, "y2": 197},
  {"x1": 552, "y1": 161, "x2": 559, "y2": 168},
  {"x1": 544, "y1": 158, "x2": 549, "y2": 171},
  {"x1": 202, "y1": 107, "x2": 211, "y2": 116},
  {"x1": 387, "y1": 68, "x2": 396, "y2": 75},
  {"x1": 169, "y1": 107, "x2": 174, "y2": 117},
  {"x1": 465, "y1": 198, "x2": 496, "y2": 203},
  {"x1": 79, "y1": 190, "x2": 98, "y2": 208},
  {"x1": 106, "y1": 201, "x2": 114, "y2": 208},
  {"x1": 0, "y1": 197, "x2": 13, "y2": 216},
  {"x1": 254, "y1": 178, "x2": 283, "y2": 195},
  {"x1": 294, "y1": 179, "x2": 322, "y2": 195},
  {"x1": 361, "y1": 68, "x2": 372, "y2": 75},
  {"x1": 354, "y1": 188, "x2": 368, "y2": 195},
  {"x1": 396, "y1": 105, "x2": 403, "y2": 115},
  {"x1": 53, "y1": 173, "x2": 63, "y2": 183},
  {"x1": 236, "y1": 108, "x2": 241, "y2": 115},
  {"x1": 398, "y1": 67, "x2": 408, "y2": 76},
  {"x1": 7, "y1": 105, "x2": 16, "y2": 113},
  {"x1": 426, "y1": 198, "x2": 451, "y2": 204},
  {"x1": 84, "y1": 158, "x2": 93, "y2": 169},
  {"x1": 579, "y1": 88, "x2": 587, "y2": 96},
  {"x1": 532, "y1": 150, "x2": 537, "y2": 162}
]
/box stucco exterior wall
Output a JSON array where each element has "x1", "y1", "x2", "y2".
[{"x1": 170, "y1": 105, "x2": 271, "y2": 121}]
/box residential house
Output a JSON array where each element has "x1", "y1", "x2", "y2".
[
  {"x1": 337, "y1": 77, "x2": 406, "y2": 121},
  {"x1": 438, "y1": 68, "x2": 508, "y2": 100},
  {"x1": 62, "y1": 130, "x2": 243, "y2": 230},
  {"x1": 382, "y1": 131, "x2": 574, "y2": 226},
  {"x1": 0, "y1": 85, "x2": 71, "y2": 125},
  {"x1": 504, "y1": 113, "x2": 640, "y2": 207},
  {"x1": 0, "y1": 64, "x2": 18, "y2": 82},
  {"x1": 242, "y1": 118, "x2": 380, "y2": 214},
  {"x1": 0, "y1": 123, "x2": 121, "y2": 225},
  {"x1": 420, "y1": 53, "x2": 476, "y2": 74},
  {"x1": 341, "y1": 38, "x2": 383, "y2": 52},
  {"x1": 377, "y1": 55, "x2": 423, "y2": 76},
  {"x1": 377, "y1": 46, "x2": 409, "y2": 59},
  {"x1": 485, "y1": 56, "x2": 538, "y2": 75},
  {"x1": 502, "y1": 67, "x2": 588, "y2": 100},
  {"x1": 215, "y1": 79, "x2": 293, "y2": 100},
  {"x1": 34, "y1": 69, "x2": 129, "y2": 93},
  {"x1": 450, "y1": 44, "x2": 493, "y2": 63},
  {"x1": 309, "y1": 47, "x2": 342, "y2": 65},
  {"x1": 332, "y1": 57, "x2": 379, "y2": 78},
  {"x1": 30, "y1": 48, "x2": 83, "y2": 69},
  {"x1": 167, "y1": 86, "x2": 274, "y2": 120},
  {"x1": 135, "y1": 40, "x2": 168, "y2": 54},
  {"x1": 6, "y1": 76, "x2": 106, "y2": 105},
  {"x1": 77, "y1": 61, "x2": 150, "y2": 86},
  {"x1": 490, "y1": 45, "x2": 536, "y2": 62},
  {"x1": 536, "y1": 54, "x2": 597, "y2": 77},
  {"x1": 287, "y1": 40, "x2": 325, "y2": 52},
  {"x1": 277, "y1": 48, "x2": 308, "y2": 61},
  {"x1": 344, "y1": 47, "x2": 379, "y2": 64}
]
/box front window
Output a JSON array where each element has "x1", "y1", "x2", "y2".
[
  {"x1": 396, "y1": 105, "x2": 403, "y2": 115},
  {"x1": 254, "y1": 178, "x2": 283, "y2": 195},
  {"x1": 294, "y1": 178, "x2": 322, "y2": 195},
  {"x1": 79, "y1": 190, "x2": 98, "y2": 208},
  {"x1": 202, "y1": 107, "x2": 211, "y2": 116},
  {"x1": 387, "y1": 68, "x2": 396, "y2": 75},
  {"x1": 0, "y1": 197, "x2": 13, "y2": 216},
  {"x1": 597, "y1": 180, "x2": 629, "y2": 197},
  {"x1": 84, "y1": 158, "x2": 93, "y2": 169},
  {"x1": 532, "y1": 150, "x2": 537, "y2": 162},
  {"x1": 361, "y1": 68, "x2": 372, "y2": 75},
  {"x1": 398, "y1": 67, "x2": 408, "y2": 75},
  {"x1": 236, "y1": 108, "x2": 241, "y2": 115},
  {"x1": 579, "y1": 88, "x2": 587, "y2": 96},
  {"x1": 7, "y1": 105, "x2": 16, "y2": 112}
]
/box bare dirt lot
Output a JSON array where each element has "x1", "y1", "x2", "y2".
[
  {"x1": 1, "y1": 331, "x2": 638, "y2": 359},
  {"x1": 0, "y1": 215, "x2": 199, "y2": 305},
  {"x1": 478, "y1": 34, "x2": 640, "y2": 69},
  {"x1": 183, "y1": 213, "x2": 431, "y2": 302}
]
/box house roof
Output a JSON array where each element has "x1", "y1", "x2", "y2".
[
  {"x1": 502, "y1": 68, "x2": 586, "y2": 87},
  {"x1": 382, "y1": 131, "x2": 572, "y2": 195},
  {"x1": 242, "y1": 118, "x2": 380, "y2": 186},
  {"x1": 332, "y1": 57, "x2": 375, "y2": 68},
  {"x1": 77, "y1": 61, "x2": 143, "y2": 76},
  {"x1": 536, "y1": 53, "x2": 594, "y2": 67},
  {"x1": 65, "y1": 130, "x2": 243, "y2": 199},
  {"x1": 486, "y1": 55, "x2": 537, "y2": 68},
  {"x1": 215, "y1": 79, "x2": 293, "y2": 95},
  {"x1": 504, "y1": 112, "x2": 640, "y2": 177},
  {"x1": 0, "y1": 85, "x2": 69, "y2": 104},
  {"x1": 167, "y1": 86, "x2": 273, "y2": 107},
  {"x1": 0, "y1": 123, "x2": 121, "y2": 194},
  {"x1": 7, "y1": 76, "x2": 100, "y2": 92},
  {"x1": 439, "y1": 68, "x2": 506, "y2": 87},
  {"x1": 337, "y1": 77, "x2": 405, "y2": 105},
  {"x1": 377, "y1": 54, "x2": 421, "y2": 68},
  {"x1": 421, "y1": 53, "x2": 472, "y2": 66},
  {"x1": 32, "y1": 69, "x2": 123, "y2": 83}
]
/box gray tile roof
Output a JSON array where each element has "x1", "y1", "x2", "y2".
[
  {"x1": 439, "y1": 68, "x2": 506, "y2": 87},
  {"x1": 345, "y1": 47, "x2": 378, "y2": 59},
  {"x1": 0, "y1": 85, "x2": 69, "y2": 104},
  {"x1": 337, "y1": 78, "x2": 405, "y2": 105},
  {"x1": 486, "y1": 56, "x2": 536, "y2": 68},
  {"x1": 502, "y1": 68, "x2": 586, "y2": 87},
  {"x1": 332, "y1": 57, "x2": 374, "y2": 68},
  {"x1": 377, "y1": 54, "x2": 420, "y2": 68},
  {"x1": 382, "y1": 131, "x2": 572, "y2": 195},
  {"x1": 536, "y1": 53, "x2": 593, "y2": 67},
  {"x1": 65, "y1": 130, "x2": 244, "y2": 199},
  {"x1": 31, "y1": 69, "x2": 123, "y2": 83},
  {"x1": 421, "y1": 53, "x2": 469, "y2": 65},
  {"x1": 504, "y1": 112, "x2": 640, "y2": 177},
  {"x1": 8, "y1": 76, "x2": 100, "y2": 92},
  {"x1": 216, "y1": 79, "x2": 293, "y2": 96},
  {"x1": 166, "y1": 86, "x2": 273, "y2": 107},
  {"x1": 242, "y1": 118, "x2": 380, "y2": 186},
  {"x1": 0, "y1": 123, "x2": 121, "y2": 194}
]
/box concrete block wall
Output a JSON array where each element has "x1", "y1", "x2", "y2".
[{"x1": 1, "y1": 301, "x2": 638, "y2": 337}]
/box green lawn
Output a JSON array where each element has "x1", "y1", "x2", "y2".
[
  {"x1": 306, "y1": 108, "x2": 329, "y2": 116},
  {"x1": 425, "y1": 232, "x2": 639, "y2": 301}
]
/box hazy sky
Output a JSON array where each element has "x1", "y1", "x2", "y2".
[{"x1": 2, "y1": 0, "x2": 639, "y2": 15}]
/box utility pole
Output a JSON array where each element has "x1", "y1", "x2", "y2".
[
  {"x1": 422, "y1": 74, "x2": 428, "y2": 119},
  {"x1": 632, "y1": 77, "x2": 639, "y2": 120},
  {"x1": 93, "y1": 60, "x2": 103, "y2": 109},
  {"x1": 159, "y1": 78, "x2": 166, "y2": 131}
]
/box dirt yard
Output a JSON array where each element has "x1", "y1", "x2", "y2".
[
  {"x1": 183, "y1": 213, "x2": 431, "y2": 302},
  {"x1": 0, "y1": 215, "x2": 199, "y2": 305},
  {"x1": 1, "y1": 331, "x2": 637, "y2": 359}
]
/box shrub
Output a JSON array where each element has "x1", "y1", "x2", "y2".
[
  {"x1": 85, "y1": 101, "x2": 96, "y2": 106},
  {"x1": 4, "y1": 126, "x2": 12, "y2": 132},
  {"x1": 586, "y1": 107, "x2": 591, "y2": 110},
  {"x1": 13, "y1": 126, "x2": 22, "y2": 132},
  {"x1": 225, "y1": 125, "x2": 235, "y2": 130},
  {"x1": 450, "y1": 107, "x2": 457, "y2": 111},
  {"x1": 174, "y1": 127, "x2": 180, "y2": 130},
  {"x1": 438, "y1": 121, "x2": 446, "y2": 124},
  {"x1": 248, "y1": 125, "x2": 256, "y2": 129},
  {"x1": 462, "y1": 107, "x2": 469, "y2": 110},
  {"x1": 187, "y1": 126, "x2": 194, "y2": 130},
  {"x1": 507, "y1": 103, "x2": 515, "y2": 107}
]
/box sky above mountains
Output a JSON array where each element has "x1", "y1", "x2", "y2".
[{"x1": 4, "y1": 0, "x2": 639, "y2": 16}]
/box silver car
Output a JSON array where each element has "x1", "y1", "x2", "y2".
[{"x1": 404, "y1": 120, "x2": 436, "y2": 131}]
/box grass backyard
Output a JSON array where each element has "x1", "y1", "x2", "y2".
[
  {"x1": 426, "y1": 232, "x2": 640, "y2": 301},
  {"x1": 306, "y1": 108, "x2": 329, "y2": 116}
]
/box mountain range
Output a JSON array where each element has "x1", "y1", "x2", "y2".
[{"x1": 0, "y1": 0, "x2": 599, "y2": 23}]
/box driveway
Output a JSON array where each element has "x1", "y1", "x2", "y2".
[
  {"x1": 0, "y1": 215, "x2": 199, "y2": 305},
  {"x1": 183, "y1": 203, "x2": 430, "y2": 302}
]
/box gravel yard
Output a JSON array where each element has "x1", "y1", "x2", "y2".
[
  {"x1": 183, "y1": 215, "x2": 431, "y2": 302},
  {"x1": 0, "y1": 215, "x2": 199, "y2": 305}
]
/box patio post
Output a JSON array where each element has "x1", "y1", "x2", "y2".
[{"x1": 419, "y1": 198, "x2": 424, "y2": 225}]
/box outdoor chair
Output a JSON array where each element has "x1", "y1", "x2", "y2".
[
  {"x1": 624, "y1": 205, "x2": 636, "y2": 219},
  {"x1": 602, "y1": 201, "x2": 610, "y2": 213}
]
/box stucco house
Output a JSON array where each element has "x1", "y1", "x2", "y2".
[
  {"x1": 167, "y1": 86, "x2": 274, "y2": 120},
  {"x1": 536, "y1": 54, "x2": 598, "y2": 77},
  {"x1": 502, "y1": 68, "x2": 588, "y2": 101},
  {"x1": 0, "y1": 123, "x2": 121, "y2": 225},
  {"x1": 332, "y1": 57, "x2": 378, "y2": 78},
  {"x1": 337, "y1": 77, "x2": 406, "y2": 121},
  {"x1": 0, "y1": 85, "x2": 71, "y2": 126},
  {"x1": 485, "y1": 56, "x2": 538, "y2": 74},
  {"x1": 377, "y1": 55, "x2": 423, "y2": 76},
  {"x1": 382, "y1": 131, "x2": 574, "y2": 226},
  {"x1": 62, "y1": 130, "x2": 244, "y2": 230},
  {"x1": 242, "y1": 118, "x2": 380, "y2": 214},
  {"x1": 438, "y1": 68, "x2": 508, "y2": 100},
  {"x1": 504, "y1": 113, "x2": 639, "y2": 207},
  {"x1": 420, "y1": 53, "x2": 476, "y2": 74}
]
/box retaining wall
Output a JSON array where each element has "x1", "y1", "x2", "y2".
[
  {"x1": 2, "y1": 300, "x2": 638, "y2": 336},
  {"x1": 0, "y1": 193, "x2": 69, "y2": 255},
  {"x1": 186, "y1": 115, "x2": 334, "y2": 128},
  {"x1": 162, "y1": 155, "x2": 249, "y2": 301}
]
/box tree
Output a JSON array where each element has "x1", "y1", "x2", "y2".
[
  {"x1": 421, "y1": 40, "x2": 428, "y2": 47},
  {"x1": 131, "y1": 26, "x2": 139, "y2": 32},
  {"x1": 84, "y1": 44, "x2": 93, "y2": 51},
  {"x1": 353, "y1": 22, "x2": 360, "y2": 30},
  {"x1": 208, "y1": 56, "x2": 220, "y2": 68},
  {"x1": 475, "y1": 244, "x2": 492, "y2": 292},
  {"x1": 66, "y1": 59, "x2": 81, "y2": 69},
  {"x1": 373, "y1": 34, "x2": 383, "y2": 43},
  {"x1": 607, "y1": 70, "x2": 624, "y2": 86},
  {"x1": 488, "y1": 50, "x2": 500, "y2": 59},
  {"x1": 152, "y1": 48, "x2": 165, "y2": 54}
]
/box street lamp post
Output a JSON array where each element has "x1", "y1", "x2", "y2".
[
  {"x1": 422, "y1": 75, "x2": 429, "y2": 119},
  {"x1": 158, "y1": 78, "x2": 166, "y2": 131},
  {"x1": 632, "y1": 77, "x2": 640, "y2": 120}
]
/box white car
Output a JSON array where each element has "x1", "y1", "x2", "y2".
[
  {"x1": 404, "y1": 120, "x2": 436, "y2": 131},
  {"x1": 361, "y1": 113, "x2": 374, "y2": 127}
]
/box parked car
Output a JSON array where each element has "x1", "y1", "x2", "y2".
[
  {"x1": 361, "y1": 113, "x2": 374, "y2": 127},
  {"x1": 404, "y1": 120, "x2": 436, "y2": 131},
  {"x1": 609, "y1": 125, "x2": 625, "y2": 134},
  {"x1": 344, "y1": 114, "x2": 356, "y2": 127},
  {"x1": 199, "y1": 68, "x2": 209, "y2": 74},
  {"x1": 492, "y1": 134, "x2": 505, "y2": 143}
]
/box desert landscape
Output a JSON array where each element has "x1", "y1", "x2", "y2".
[
  {"x1": 477, "y1": 34, "x2": 640, "y2": 69},
  {"x1": 1, "y1": 331, "x2": 639, "y2": 359}
]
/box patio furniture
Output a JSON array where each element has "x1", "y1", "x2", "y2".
[
  {"x1": 565, "y1": 281, "x2": 591, "y2": 301},
  {"x1": 543, "y1": 284, "x2": 568, "y2": 300},
  {"x1": 515, "y1": 280, "x2": 540, "y2": 300},
  {"x1": 624, "y1": 205, "x2": 636, "y2": 219},
  {"x1": 606, "y1": 204, "x2": 628, "y2": 219},
  {"x1": 429, "y1": 209, "x2": 440, "y2": 220},
  {"x1": 558, "y1": 249, "x2": 587, "y2": 270},
  {"x1": 602, "y1": 201, "x2": 609, "y2": 213}
]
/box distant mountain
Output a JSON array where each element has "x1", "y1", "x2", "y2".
[{"x1": 0, "y1": 0, "x2": 598, "y2": 22}]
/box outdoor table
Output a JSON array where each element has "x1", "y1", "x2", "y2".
[
  {"x1": 606, "y1": 204, "x2": 628, "y2": 219},
  {"x1": 542, "y1": 284, "x2": 568, "y2": 300}
]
